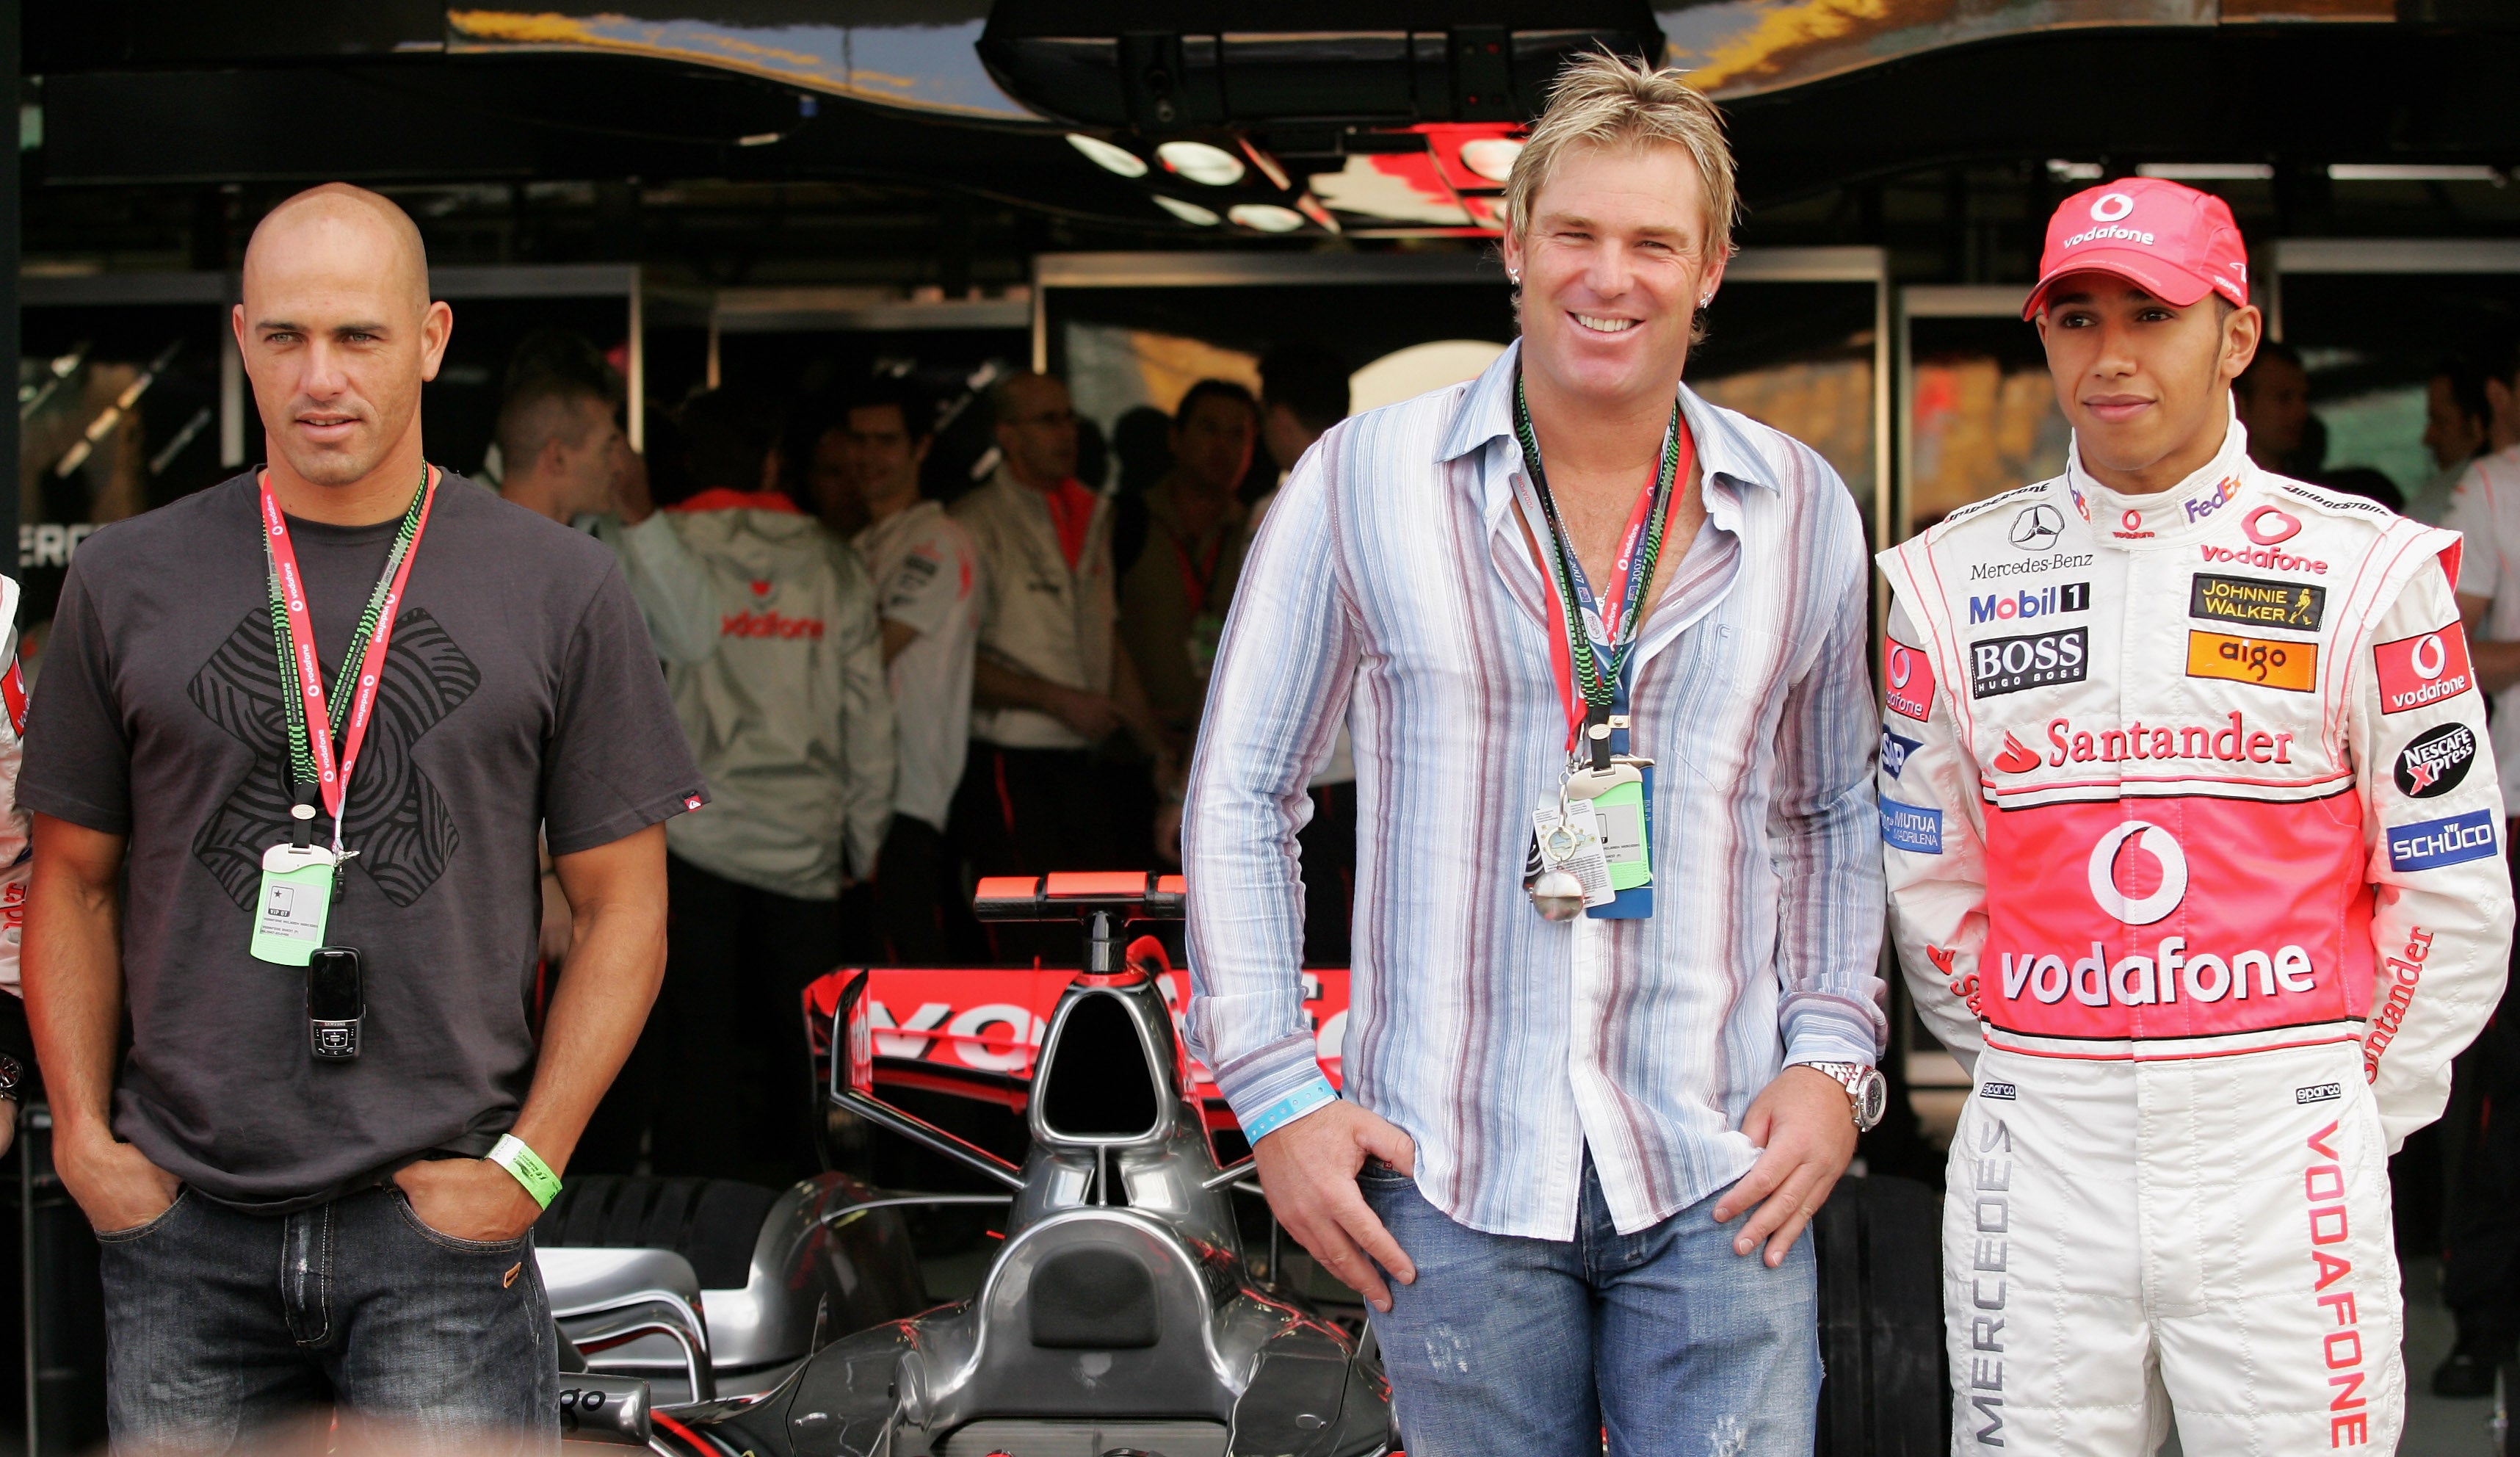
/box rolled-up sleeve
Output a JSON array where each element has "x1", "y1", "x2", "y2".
[
  {"x1": 1767, "y1": 476, "x2": 1889, "y2": 1069},
  {"x1": 1182, "y1": 435, "x2": 1359, "y2": 1129}
]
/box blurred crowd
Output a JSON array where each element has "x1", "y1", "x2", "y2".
[{"x1": 482, "y1": 330, "x2": 1357, "y2": 1183}]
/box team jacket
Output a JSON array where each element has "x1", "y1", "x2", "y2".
[
  {"x1": 1878, "y1": 419, "x2": 2513, "y2": 1149},
  {"x1": 611, "y1": 490, "x2": 894, "y2": 901},
  {"x1": 0, "y1": 576, "x2": 27, "y2": 993}
]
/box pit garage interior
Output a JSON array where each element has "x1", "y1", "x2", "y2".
[{"x1": 5, "y1": 3, "x2": 2520, "y2": 1453}]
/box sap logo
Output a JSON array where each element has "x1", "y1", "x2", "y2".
[
  {"x1": 2295, "y1": 1082, "x2": 2343, "y2": 1106},
  {"x1": 2394, "y1": 722, "x2": 2478, "y2": 800},
  {"x1": 1880, "y1": 798, "x2": 1943, "y2": 854},
  {"x1": 2180, "y1": 477, "x2": 2242, "y2": 524},
  {"x1": 1968, "y1": 582, "x2": 2090, "y2": 624},
  {"x1": 1880, "y1": 726, "x2": 1920, "y2": 778},
  {"x1": 1969, "y1": 627, "x2": 2088, "y2": 698},
  {"x1": 2388, "y1": 809, "x2": 2498, "y2": 872},
  {"x1": 2375, "y1": 627, "x2": 2476, "y2": 715}
]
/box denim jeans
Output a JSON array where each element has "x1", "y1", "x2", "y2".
[
  {"x1": 95, "y1": 1183, "x2": 558, "y2": 1454},
  {"x1": 1358, "y1": 1153, "x2": 1818, "y2": 1457}
]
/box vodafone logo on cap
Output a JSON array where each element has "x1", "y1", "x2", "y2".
[
  {"x1": 2090, "y1": 192, "x2": 2136, "y2": 223},
  {"x1": 2088, "y1": 821, "x2": 2189, "y2": 926}
]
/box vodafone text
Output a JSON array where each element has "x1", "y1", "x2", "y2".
[
  {"x1": 1996, "y1": 936, "x2": 2315, "y2": 1009},
  {"x1": 2031, "y1": 711, "x2": 2294, "y2": 767},
  {"x1": 720, "y1": 610, "x2": 828, "y2": 640},
  {"x1": 2305, "y1": 1121, "x2": 2370, "y2": 1448},
  {"x1": 2198, "y1": 543, "x2": 2327, "y2": 575}
]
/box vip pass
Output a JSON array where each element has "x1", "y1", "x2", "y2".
[
  {"x1": 488, "y1": 1134, "x2": 563, "y2": 1209},
  {"x1": 1242, "y1": 1077, "x2": 1339, "y2": 1141}
]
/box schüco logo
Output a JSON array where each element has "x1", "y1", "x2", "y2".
[{"x1": 1991, "y1": 820, "x2": 2319, "y2": 1009}]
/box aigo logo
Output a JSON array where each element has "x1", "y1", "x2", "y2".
[
  {"x1": 2088, "y1": 820, "x2": 2189, "y2": 926},
  {"x1": 2242, "y1": 506, "x2": 2301, "y2": 546},
  {"x1": 2090, "y1": 192, "x2": 2135, "y2": 223}
]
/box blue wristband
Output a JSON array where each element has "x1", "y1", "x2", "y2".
[{"x1": 1242, "y1": 1077, "x2": 1339, "y2": 1141}]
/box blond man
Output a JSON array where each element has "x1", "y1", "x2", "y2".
[{"x1": 1184, "y1": 54, "x2": 1884, "y2": 1455}]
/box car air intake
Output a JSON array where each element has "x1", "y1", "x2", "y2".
[
  {"x1": 1029, "y1": 1247, "x2": 1161, "y2": 1349},
  {"x1": 1039, "y1": 994, "x2": 1162, "y2": 1140}
]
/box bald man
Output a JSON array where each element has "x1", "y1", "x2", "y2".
[{"x1": 18, "y1": 184, "x2": 706, "y2": 1451}]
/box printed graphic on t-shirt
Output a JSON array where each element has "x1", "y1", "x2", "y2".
[{"x1": 187, "y1": 608, "x2": 481, "y2": 908}]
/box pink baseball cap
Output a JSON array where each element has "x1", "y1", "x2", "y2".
[{"x1": 2022, "y1": 178, "x2": 2250, "y2": 320}]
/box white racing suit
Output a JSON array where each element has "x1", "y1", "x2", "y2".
[{"x1": 1878, "y1": 419, "x2": 2513, "y2": 1454}]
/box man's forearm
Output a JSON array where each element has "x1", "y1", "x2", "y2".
[
  {"x1": 1109, "y1": 640, "x2": 1170, "y2": 763},
  {"x1": 22, "y1": 820, "x2": 128, "y2": 1143},
  {"x1": 973, "y1": 656, "x2": 1073, "y2": 715},
  {"x1": 515, "y1": 830, "x2": 669, "y2": 1173},
  {"x1": 2474, "y1": 637, "x2": 2520, "y2": 695}
]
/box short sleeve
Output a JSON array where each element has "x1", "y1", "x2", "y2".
[
  {"x1": 876, "y1": 524, "x2": 965, "y2": 639},
  {"x1": 540, "y1": 563, "x2": 709, "y2": 856},
  {"x1": 18, "y1": 565, "x2": 134, "y2": 835},
  {"x1": 2444, "y1": 460, "x2": 2501, "y2": 603}
]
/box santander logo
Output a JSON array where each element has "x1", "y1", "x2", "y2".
[
  {"x1": 1992, "y1": 731, "x2": 2042, "y2": 774},
  {"x1": 2088, "y1": 821, "x2": 2189, "y2": 926},
  {"x1": 2242, "y1": 506, "x2": 2300, "y2": 546}
]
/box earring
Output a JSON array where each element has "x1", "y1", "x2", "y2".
[{"x1": 1508, "y1": 270, "x2": 1521, "y2": 285}]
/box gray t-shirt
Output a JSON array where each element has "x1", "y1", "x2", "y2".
[{"x1": 21, "y1": 470, "x2": 706, "y2": 1212}]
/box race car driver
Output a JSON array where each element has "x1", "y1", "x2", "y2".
[{"x1": 1879, "y1": 176, "x2": 2513, "y2": 1453}]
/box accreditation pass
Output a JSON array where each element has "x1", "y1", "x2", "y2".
[{"x1": 253, "y1": 843, "x2": 337, "y2": 966}]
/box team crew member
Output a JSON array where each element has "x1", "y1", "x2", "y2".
[
  {"x1": 951, "y1": 372, "x2": 1169, "y2": 944},
  {"x1": 1116, "y1": 379, "x2": 1257, "y2": 740},
  {"x1": 1879, "y1": 178, "x2": 2513, "y2": 1453},
  {"x1": 840, "y1": 380, "x2": 981, "y2": 964},
  {"x1": 601, "y1": 389, "x2": 893, "y2": 1185},
  {"x1": 21, "y1": 185, "x2": 702, "y2": 1450},
  {"x1": 1188, "y1": 56, "x2": 1884, "y2": 1454}
]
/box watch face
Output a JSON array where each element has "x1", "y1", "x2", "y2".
[{"x1": 1855, "y1": 1069, "x2": 1889, "y2": 1129}]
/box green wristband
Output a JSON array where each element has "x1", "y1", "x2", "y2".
[{"x1": 488, "y1": 1133, "x2": 562, "y2": 1210}]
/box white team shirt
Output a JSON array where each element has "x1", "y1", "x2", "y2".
[
  {"x1": 2443, "y1": 441, "x2": 2520, "y2": 810},
  {"x1": 855, "y1": 500, "x2": 982, "y2": 832}
]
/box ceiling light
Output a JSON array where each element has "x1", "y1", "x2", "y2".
[
  {"x1": 1228, "y1": 203, "x2": 1306, "y2": 233},
  {"x1": 1153, "y1": 195, "x2": 1221, "y2": 226},
  {"x1": 2329, "y1": 164, "x2": 2503, "y2": 183},
  {"x1": 1066, "y1": 134, "x2": 1147, "y2": 178},
  {"x1": 1458, "y1": 137, "x2": 1522, "y2": 184},
  {"x1": 2136, "y1": 162, "x2": 2273, "y2": 181},
  {"x1": 1157, "y1": 141, "x2": 1246, "y2": 187},
  {"x1": 2046, "y1": 160, "x2": 2101, "y2": 181}
]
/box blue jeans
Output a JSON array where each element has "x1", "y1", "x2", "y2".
[
  {"x1": 96, "y1": 1183, "x2": 558, "y2": 1454},
  {"x1": 1358, "y1": 1154, "x2": 1817, "y2": 1457}
]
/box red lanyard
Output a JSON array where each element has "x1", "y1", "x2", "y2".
[
  {"x1": 1529, "y1": 431, "x2": 1696, "y2": 750},
  {"x1": 1167, "y1": 524, "x2": 1227, "y2": 616},
  {"x1": 258, "y1": 466, "x2": 438, "y2": 836}
]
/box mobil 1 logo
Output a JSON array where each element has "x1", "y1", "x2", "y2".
[
  {"x1": 1970, "y1": 627, "x2": 2088, "y2": 699},
  {"x1": 2394, "y1": 721, "x2": 2478, "y2": 800}
]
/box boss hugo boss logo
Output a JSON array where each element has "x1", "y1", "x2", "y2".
[
  {"x1": 2395, "y1": 722, "x2": 2478, "y2": 799},
  {"x1": 1970, "y1": 627, "x2": 2088, "y2": 698},
  {"x1": 2008, "y1": 505, "x2": 2065, "y2": 552},
  {"x1": 2190, "y1": 573, "x2": 2324, "y2": 631},
  {"x1": 1969, "y1": 582, "x2": 2090, "y2": 624}
]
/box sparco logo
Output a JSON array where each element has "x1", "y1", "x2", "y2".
[
  {"x1": 2008, "y1": 505, "x2": 2064, "y2": 552},
  {"x1": 2295, "y1": 1082, "x2": 2342, "y2": 1105},
  {"x1": 2394, "y1": 721, "x2": 2477, "y2": 799},
  {"x1": 1969, "y1": 627, "x2": 2087, "y2": 698},
  {"x1": 1969, "y1": 582, "x2": 2090, "y2": 624}
]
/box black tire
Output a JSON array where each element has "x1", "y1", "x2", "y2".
[
  {"x1": 536, "y1": 1174, "x2": 781, "y2": 1290},
  {"x1": 1813, "y1": 1174, "x2": 1947, "y2": 1456}
]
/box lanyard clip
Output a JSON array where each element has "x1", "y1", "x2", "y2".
[
  {"x1": 1585, "y1": 712, "x2": 1613, "y2": 773},
  {"x1": 289, "y1": 785, "x2": 319, "y2": 850}
]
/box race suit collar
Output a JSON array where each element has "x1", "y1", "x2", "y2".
[{"x1": 2064, "y1": 409, "x2": 2255, "y2": 549}]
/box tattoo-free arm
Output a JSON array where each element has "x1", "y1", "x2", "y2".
[
  {"x1": 2457, "y1": 592, "x2": 2520, "y2": 695},
  {"x1": 25, "y1": 814, "x2": 178, "y2": 1231}
]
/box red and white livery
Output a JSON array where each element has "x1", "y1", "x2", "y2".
[{"x1": 1879, "y1": 419, "x2": 2513, "y2": 1453}]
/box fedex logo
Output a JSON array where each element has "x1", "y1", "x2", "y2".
[
  {"x1": 1968, "y1": 582, "x2": 2090, "y2": 624},
  {"x1": 2180, "y1": 476, "x2": 2242, "y2": 524},
  {"x1": 2388, "y1": 809, "x2": 2497, "y2": 872}
]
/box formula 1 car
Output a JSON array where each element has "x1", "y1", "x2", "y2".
[{"x1": 560, "y1": 871, "x2": 1394, "y2": 1457}]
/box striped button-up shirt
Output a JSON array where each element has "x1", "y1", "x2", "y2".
[{"x1": 1182, "y1": 341, "x2": 1886, "y2": 1240}]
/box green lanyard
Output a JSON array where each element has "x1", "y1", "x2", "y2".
[
  {"x1": 1513, "y1": 373, "x2": 1682, "y2": 721},
  {"x1": 261, "y1": 465, "x2": 430, "y2": 804}
]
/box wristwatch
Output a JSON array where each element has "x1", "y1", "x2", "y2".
[
  {"x1": 0, "y1": 1052, "x2": 23, "y2": 1103},
  {"x1": 1800, "y1": 1060, "x2": 1888, "y2": 1132}
]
